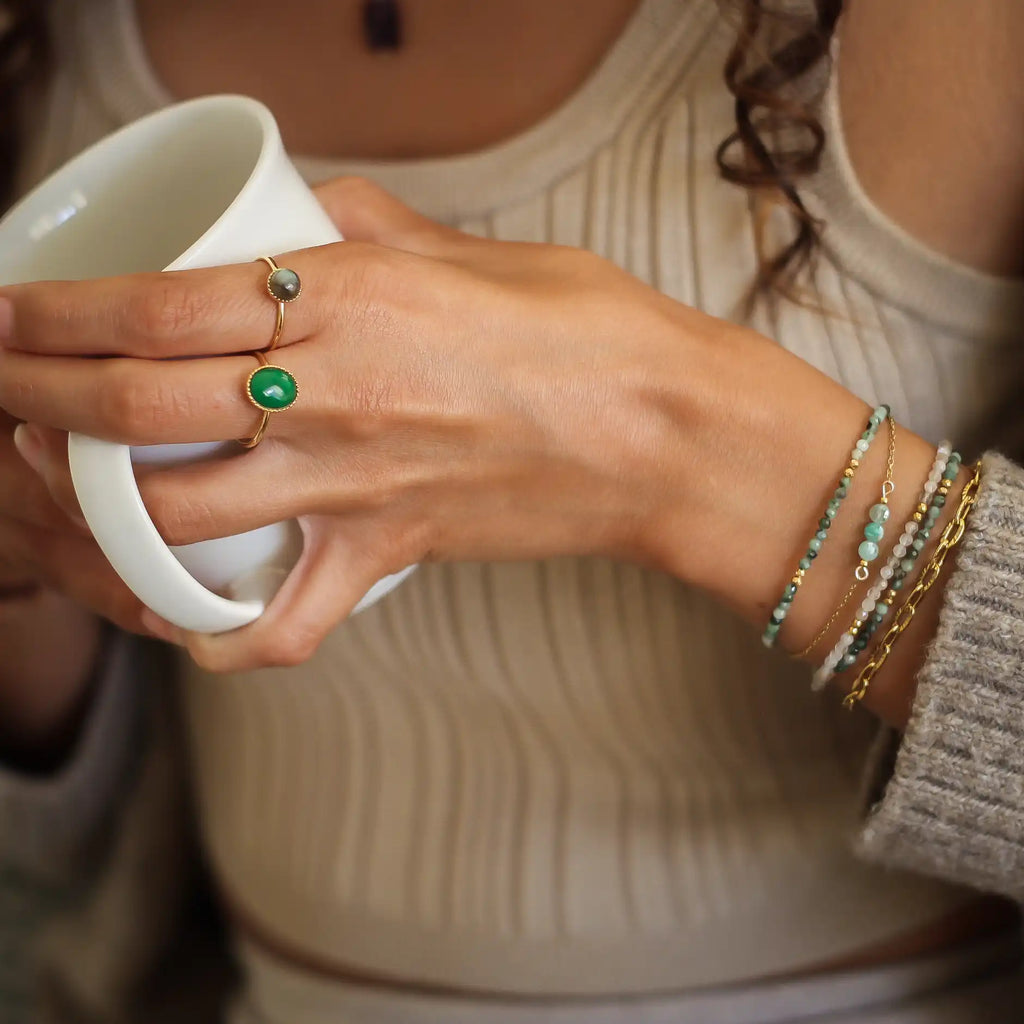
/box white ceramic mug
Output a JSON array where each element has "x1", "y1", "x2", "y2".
[{"x1": 0, "y1": 95, "x2": 415, "y2": 633}]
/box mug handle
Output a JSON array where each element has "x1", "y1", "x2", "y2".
[{"x1": 68, "y1": 433, "x2": 264, "y2": 632}]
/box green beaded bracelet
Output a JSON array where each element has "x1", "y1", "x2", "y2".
[{"x1": 762, "y1": 404, "x2": 890, "y2": 649}]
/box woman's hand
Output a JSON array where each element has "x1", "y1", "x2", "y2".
[{"x1": 0, "y1": 178, "x2": 882, "y2": 676}]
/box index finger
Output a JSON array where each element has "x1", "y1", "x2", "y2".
[{"x1": 0, "y1": 250, "x2": 327, "y2": 358}]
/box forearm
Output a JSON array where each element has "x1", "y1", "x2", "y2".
[{"x1": 637, "y1": 315, "x2": 961, "y2": 729}]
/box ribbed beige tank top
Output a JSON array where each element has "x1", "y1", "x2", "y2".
[{"x1": 31, "y1": 0, "x2": 1024, "y2": 998}]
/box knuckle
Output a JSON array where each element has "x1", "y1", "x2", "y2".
[
  {"x1": 265, "y1": 626, "x2": 321, "y2": 668},
  {"x1": 127, "y1": 280, "x2": 207, "y2": 347},
  {"x1": 98, "y1": 362, "x2": 178, "y2": 440},
  {"x1": 350, "y1": 371, "x2": 398, "y2": 424},
  {"x1": 348, "y1": 246, "x2": 397, "y2": 303},
  {"x1": 143, "y1": 481, "x2": 215, "y2": 548},
  {"x1": 332, "y1": 175, "x2": 387, "y2": 204}
]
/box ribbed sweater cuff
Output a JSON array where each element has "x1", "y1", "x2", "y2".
[
  {"x1": 0, "y1": 633, "x2": 148, "y2": 884},
  {"x1": 858, "y1": 453, "x2": 1024, "y2": 898}
]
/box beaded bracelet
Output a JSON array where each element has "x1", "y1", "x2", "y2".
[
  {"x1": 810, "y1": 442, "x2": 954, "y2": 690},
  {"x1": 761, "y1": 404, "x2": 890, "y2": 649},
  {"x1": 835, "y1": 450, "x2": 961, "y2": 676},
  {"x1": 842, "y1": 462, "x2": 981, "y2": 709},
  {"x1": 853, "y1": 415, "x2": 897, "y2": 581},
  {"x1": 796, "y1": 413, "x2": 897, "y2": 659}
]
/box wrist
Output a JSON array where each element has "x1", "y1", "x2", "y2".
[{"x1": 638, "y1": 323, "x2": 872, "y2": 616}]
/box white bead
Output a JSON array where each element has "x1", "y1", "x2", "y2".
[
  {"x1": 899, "y1": 531, "x2": 913, "y2": 545},
  {"x1": 924, "y1": 481, "x2": 937, "y2": 495},
  {"x1": 856, "y1": 439, "x2": 870, "y2": 452},
  {"x1": 938, "y1": 442, "x2": 952, "y2": 456},
  {"x1": 893, "y1": 543, "x2": 907, "y2": 558},
  {"x1": 851, "y1": 448, "x2": 863, "y2": 461},
  {"x1": 880, "y1": 565, "x2": 894, "y2": 580},
  {"x1": 906, "y1": 522, "x2": 919, "y2": 535}
]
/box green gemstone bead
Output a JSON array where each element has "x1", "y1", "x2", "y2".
[
  {"x1": 863, "y1": 522, "x2": 884, "y2": 542},
  {"x1": 819, "y1": 518, "x2": 831, "y2": 531},
  {"x1": 808, "y1": 537, "x2": 823, "y2": 554},
  {"x1": 934, "y1": 494, "x2": 947, "y2": 508},
  {"x1": 858, "y1": 540, "x2": 879, "y2": 561},
  {"x1": 861, "y1": 430, "x2": 872, "y2": 441},
  {"x1": 833, "y1": 487, "x2": 847, "y2": 501},
  {"x1": 799, "y1": 557, "x2": 812, "y2": 571},
  {"x1": 899, "y1": 557, "x2": 914, "y2": 573},
  {"x1": 868, "y1": 503, "x2": 891, "y2": 524},
  {"x1": 826, "y1": 506, "x2": 839, "y2": 521},
  {"x1": 248, "y1": 365, "x2": 298, "y2": 411},
  {"x1": 919, "y1": 528, "x2": 931, "y2": 540},
  {"x1": 875, "y1": 601, "x2": 888, "y2": 616},
  {"x1": 816, "y1": 529, "x2": 828, "y2": 542},
  {"x1": 891, "y1": 577, "x2": 904, "y2": 590},
  {"x1": 765, "y1": 622, "x2": 781, "y2": 635},
  {"x1": 771, "y1": 608, "x2": 786, "y2": 623},
  {"x1": 267, "y1": 267, "x2": 302, "y2": 302},
  {"x1": 912, "y1": 537, "x2": 926, "y2": 553}
]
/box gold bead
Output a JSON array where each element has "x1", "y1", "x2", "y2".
[
  {"x1": 885, "y1": 590, "x2": 897, "y2": 603},
  {"x1": 843, "y1": 468, "x2": 855, "y2": 479},
  {"x1": 850, "y1": 459, "x2": 860, "y2": 469},
  {"x1": 792, "y1": 575, "x2": 802, "y2": 586},
  {"x1": 917, "y1": 503, "x2": 928, "y2": 514},
  {"x1": 849, "y1": 623, "x2": 861, "y2": 635},
  {"x1": 858, "y1": 559, "x2": 868, "y2": 568},
  {"x1": 913, "y1": 511, "x2": 923, "y2": 522}
]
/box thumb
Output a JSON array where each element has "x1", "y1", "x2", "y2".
[{"x1": 314, "y1": 176, "x2": 462, "y2": 257}]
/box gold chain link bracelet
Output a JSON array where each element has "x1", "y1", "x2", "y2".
[{"x1": 842, "y1": 462, "x2": 982, "y2": 710}]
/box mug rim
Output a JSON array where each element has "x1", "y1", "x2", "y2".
[{"x1": 0, "y1": 94, "x2": 280, "y2": 261}]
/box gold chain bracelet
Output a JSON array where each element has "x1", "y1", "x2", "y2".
[{"x1": 842, "y1": 462, "x2": 982, "y2": 710}]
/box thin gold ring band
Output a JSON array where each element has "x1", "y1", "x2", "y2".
[
  {"x1": 256, "y1": 255, "x2": 302, "y2": 353},
  {"x1": 237, "y1": 352, "x2": 300, "y2": 449},
  {"x1": 238, "y1": 351, "x2": 271, "y2": 449}
]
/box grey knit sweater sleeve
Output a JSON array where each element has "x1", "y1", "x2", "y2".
[{"x1": 858, "y1": 452, "x2": 1024, "y2": 897}]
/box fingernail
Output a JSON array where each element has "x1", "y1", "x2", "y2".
[
  {"x1": 12, "y1": 423, "x2": 44, "y2": 473},
  {"x1": 0, "y1": 298, "x2": 12, "y2": 343},
  {"x1": 141, "y1": 609, "x2": 184, "y2": 645}
]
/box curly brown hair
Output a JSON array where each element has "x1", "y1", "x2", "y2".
[
  {"x1": 0, "y1": 0, "x2": 843, "y2": 296},
  {"x1": 716, "y1": 0, "x2": 844, "y2": 297}
]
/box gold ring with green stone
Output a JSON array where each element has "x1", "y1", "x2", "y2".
[
  {"x1": 238, "y1": 351, "x2": 299, "y2": 449},
  {"x1": 256, "y1": 255, "x2": 302, "y2": 353}
]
